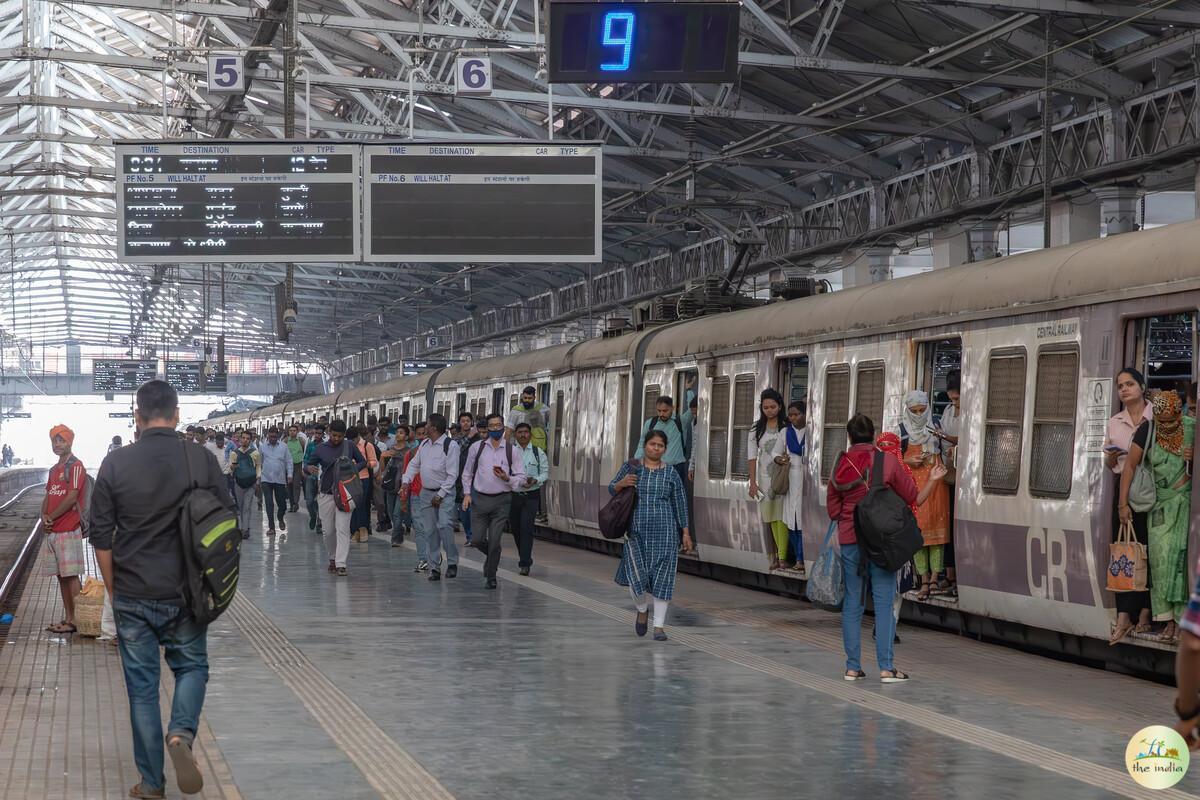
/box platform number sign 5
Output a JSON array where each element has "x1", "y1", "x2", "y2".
[
  {"x1": 207, "y1": 54, "x2": 245, "y2": 93},
  {"x1": 455, "y1": 56, "x2": 493, "y2": 96}
]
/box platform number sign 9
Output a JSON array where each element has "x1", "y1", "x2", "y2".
[
  {"x1": 207, "y1": 54, "x2": 245, "y2": 93},
  {"x1": 455, "y1": 56, "x2": 493, "y2": 96}
]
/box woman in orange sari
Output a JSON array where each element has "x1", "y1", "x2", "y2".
[{"x1": 900, "y1": 390, "x2": 951, "y2": 600}]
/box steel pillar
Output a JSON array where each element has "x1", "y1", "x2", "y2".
[
  {"x1": 1049, "y1": 194, "x2": 1100, "y2": 247},
  {"x1": 841, "y1": 246, "x2": 895, "y2": 287},
  {"x1": 931, "y1": 227, "x2": 969, "y2": 269},
  {"x1": 1094, "y1": 186, "x2": 1143, "y2": 236}
]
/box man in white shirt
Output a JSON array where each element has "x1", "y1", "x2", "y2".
[
  {"x1": 402, "y1": 414, "x2": 461, "y2": 582},
  {"x1": 509, "y1": 422, "x2": 548, "y2": 576}
]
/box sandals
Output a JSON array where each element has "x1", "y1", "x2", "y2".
[
  {"x1": 1109, "y1": 620, "x2": 1134, "y2": 646},
  {"x1": 769, "y1": 557, "x2": 782, "y2": 571},
  {"x1": 843, "y1": 669, "x2": 866, "y2": 681},
  {"x1": 1135, "y1": 622, "x2": 1153, "y2": 635},
  {"x1": 881, "y1": 669, "x2": 910, "y2": 684},
  {"x1": 915, "y1": 581, "x2": 932, "y2": 601},
  {"x1": 46, "y1": 621, "x2": 76, "y2": 634}
]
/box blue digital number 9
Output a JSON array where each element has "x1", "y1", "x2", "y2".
[{"x1": 600, "y1": 11, "x2": 635, "y2": 72}]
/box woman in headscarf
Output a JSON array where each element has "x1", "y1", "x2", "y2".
[
  {"x1": 899, "y1": 390, "x2": 951, "y2": 600},
  {"x1": 1122, "y1": 389, "x2": 1194, "y2": 643}
]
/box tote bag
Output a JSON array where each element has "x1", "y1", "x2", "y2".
[
  {"x1": 805, "y1": 521, "x2": 844, "y2": 611},
  {"x1": 1107, "y1": 519, "x2": 1148, "y2": 592}
]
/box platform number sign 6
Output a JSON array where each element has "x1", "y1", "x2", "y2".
[
  {"x1": 455, "y1": 56, "x2": 493, "y2": 96},
  {"x1": 207, "y1": 54, "x2": 245, "y2": 93}
]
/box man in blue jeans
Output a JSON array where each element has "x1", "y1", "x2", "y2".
[
  {"x1": 91, "y1": 380, "x2": 235, "y2": 799},
  {"x1": 826, "y1": 412, "x2": 917, "y2": 684}
]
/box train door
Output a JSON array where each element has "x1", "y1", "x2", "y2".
[
  {"x1": 675, "y1": 368, "x2": 699, "y2": 550},
  {"x1": 491, "y1": 387, "x2": 504, "y2": 417},
  {"x1": 553, "y1": 385, "x2": 572, "y2": 522},
  {"x1": 919, "y1": 338, "x2": 963, "y2": 418}
]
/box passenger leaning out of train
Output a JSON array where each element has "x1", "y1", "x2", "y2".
[
  {"x1": 899, "y1": 391, "x2": 951, "y2": 600},
  {"x1": 747, "y1": 388, "x2": 789, "y2": 570},
  {"x1": 1120, "y1": 388, "x2": 1194, "y2": 645},
  {"x1": 770, "y1": 398, "x2": 808, "y2": 574},
  {"x1": 1105, "y1": 367, "x2": 1154, "y2": 644},
  {"x1": 932, "y1": 370, "x2": 961, "y2": 598},
  {"x1": 827, "y1": 413, "x2": 917, "y2": 683}
]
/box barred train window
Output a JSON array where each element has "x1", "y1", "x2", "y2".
[
  {"x1": 731, "y1": 375, "x2": 756, "y2": 480},
  {"x1": 821, "y1": 365, "x2": 851, "y2": 480},
  {"x1": 643, "y1": 384, "x2": 660, "y2": 424},
  {"x1": 708, "y1": 377, "x2": 730, "y2": 479},
  {"x1": 983, "y1": 350, "x2": 1027, "y2": 494},
  {"x1": 553, "y1": 390, "x2": 565, "y2": 466},
  {"x1": 855, "y1": 363, "x2": 886, "y2": 431},
  {"x1": 1030, "y1": 349, "x2": 1079, "y2": 499}
]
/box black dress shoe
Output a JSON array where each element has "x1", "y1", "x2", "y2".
[
  {"x1": 428, "y1": 569, "x2": 441, "y2": 582},
  {"x1": 518, "y1": 566, "x2": 530, "y2": 577},
  {"x1": 445, "y1": 565, "x2": 457, "y2": 579},
  {"x1": 485, "y1": 577, "x2": 497, "y2": 589}
]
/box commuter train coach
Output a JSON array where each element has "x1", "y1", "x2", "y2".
[{"x1": 215, "y1": 219, "x2": 1200, "y2": 671}]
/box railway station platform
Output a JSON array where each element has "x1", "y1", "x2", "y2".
[{"x1": 0, "y1": 500, "x2": 1194, "y2": 800}]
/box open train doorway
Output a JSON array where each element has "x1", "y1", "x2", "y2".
[{"x1": 676, "y1": 368, "x2": 699, "y2": 552}]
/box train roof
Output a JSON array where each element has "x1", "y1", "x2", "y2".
[
  {"x1": 285, "y1": 392, "x2": 341, "y2": 413},
  {"x1": 436, "y1": 343, "x2": 573, "y2": 384},
  {"x1": 566, "y1": 329, "x2": 657, "y2": 370},
  {"x1": 646, "y1": 218, "x2": 1200, "y2": 360},
  {"x1": 337, "y1": 372, "x2": 435, "y2": 404}
]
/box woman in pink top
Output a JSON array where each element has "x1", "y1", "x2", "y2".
[{"x1": 1103, "y1": 367, "x2": 1153, "y2": 645}]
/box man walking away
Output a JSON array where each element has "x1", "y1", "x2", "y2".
[
  {"x1": 306, "y1": 420, "x2": 365, "y2": 576},
  {"x1": 109, "y1": 435, "x2": 123, "y2": 454},
  {"x1": 258, "y1": 427, "x2": 291, "y2": 536},
  {"x1": 510, "y1": 422, "x2": 547, "y2": 576},
  {"x1": 402, "y1": 414, "x2": 460, "y2": 582},
  {"x1": 228, "y1": 431, "x2": 260, "y2": 539},
  {"x1": 462, "y1": 414, "x2": 526, "y2": 589},
  {"x1": 286, "y1": 424, "x2": 307, "y2": 513},
  {"x1": 91, "y1": 380, "x2": 234, "y2": 799},
  {"x1": 42, "y1": 424, "x2": 86, "y2": 634}
]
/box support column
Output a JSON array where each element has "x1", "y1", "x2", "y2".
[
  {"x1": 968, "y1": 222, "x2": 1001, "y2": 262},
  {"x1": 841, "y1": 246, "x2": 895, "y2": 288},
  {"x1": 1049, "y1": 193, "x2": 1100, "y2": 247},
  {"x1": 931, "y1": 227, "x2": 969, "y2": 269},
  {"x1": 1194, "y1": 161, "x2": 1200, "y2": 219},
  {"x1": 1094, "y1": 185, "x2": 1143, "y2": 236}
]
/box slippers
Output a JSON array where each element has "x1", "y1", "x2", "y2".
[
  {"x1": 46, "y1": 622, "x2": 76, "y2": 634},
  {"x1": 1109, "y1": 621, "x2": 1134, "y2": 646}
]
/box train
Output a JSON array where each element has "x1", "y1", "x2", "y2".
[{"x1": 207, "y1": 218, "x2": 1200, "y2": 675}]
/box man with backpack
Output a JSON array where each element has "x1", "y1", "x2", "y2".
[
  {"x1": 90, "y1": 380, "x2": 234, "y2": 799},
  {"x1": 228, "y1": 430, "x2": 261, "y2": 540},
  {"x1": 305, "y1": 419, "x2": 365, "y2": 576},
  {"x1": 635, "y1": 396, "x2": 691, "y2": 487},
  {"x1": 461, "y1": 414, "x2": 527, "y2": 589},
  {"x1": 510, "y1": 422, "x2": 547, "y2": 576},
  {"x1": 455, "y1": 411, "x2": 481, "y2": 547},
  {"x1": 402, "y1": 413, "x2": 461, "y2": 582},
  {"x1": 826, "y1": 413, "x2": 918, "y2": 685},
  {"x1": 41, "y1": 424, "x2": 87, "y2": 635}
]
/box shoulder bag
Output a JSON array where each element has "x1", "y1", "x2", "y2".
[
  {"x1": 600, "y1": 460, "x2": 640, "y2": 540},
  {"x1": 1128, "y1": 420, "x2": 1156, "y2": 514}
]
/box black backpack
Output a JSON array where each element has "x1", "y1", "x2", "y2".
[
  {"x1": 852, "y1": 450, "x2": 923, "y2": 573},
  {"x1": 179, "y1": 441, "x2": 241, "y2": 624}
]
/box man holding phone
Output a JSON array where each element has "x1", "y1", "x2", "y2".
[{"x1": 461, "y1": 414, "x2": 527, "y2": 590}]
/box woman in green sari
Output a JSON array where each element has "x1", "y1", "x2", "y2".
[{"x1": 1127, "y1": 390, "x2": 1194, "y2": 643}]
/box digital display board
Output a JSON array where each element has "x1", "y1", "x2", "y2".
[
  {"x1": 93, "y1": 360, "x2": 158, "y2": 392},
  {"x1": 116, "y1": 141, "x2": 360, "y2": 263},
  {"x1": 364, "y1": 143, "x2": 602, "y2": 262},
  {"x1": 167, "y1": 361, "x2": 229, "y2": 393},
  {"x1": 548, "y1": 2, "x2": 740, "y2": 84}
]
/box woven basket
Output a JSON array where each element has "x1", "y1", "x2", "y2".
[{"x1": 75, "y1": 599, "x2": 103, "y2": 637}]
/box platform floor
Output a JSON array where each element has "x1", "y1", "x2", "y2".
[{"x1": 1, "y1": 501, "x2": 1197, "y2": 799}]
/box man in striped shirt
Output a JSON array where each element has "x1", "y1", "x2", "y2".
[{"x1": 42, "y1": 424, "x2": 87, "y2": 634}]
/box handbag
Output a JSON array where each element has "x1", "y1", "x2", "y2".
[
  {"x1": 599, "y1": 461, "x2": 639, "y2": 540},
  {"x1": 1106, "y1": 518, "x2": 1148, "y2": 592},
  {"x1": 805, "y1": 521, "x2": 844, "y2": 611},
  {"x1": 769, "y1": 459, "x2": 790, "y2": 497},
  {"x1": 1128, "y1": 420, "x2": 1156, "y2": 513}
]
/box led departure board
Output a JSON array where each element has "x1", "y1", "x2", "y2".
[
  {"x1": 93, "y1": 360, "x2": 158, "y2": 392},
  {"x1": 364, "y1": 143, "x2": 602, "y2": 262},
  {"x1": 116, "y1": 141, "x2": 360, "y2": 263},
  {"x1": 548, "y1": 2, "x2": 740, "y2": 84},
  {"x1": 167, "y1": 361, "x2": 229, "y2": 393}
]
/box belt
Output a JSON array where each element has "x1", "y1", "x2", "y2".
[{"x1": 473, "y1": 490, "x2": 511, "y2": 497}]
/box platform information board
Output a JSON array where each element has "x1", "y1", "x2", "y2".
[
  {"x1": 363, "y1": 144, "x2": 602, "y2": 262},
  {"x1": 93, "y1": 360, "x2": 158, "y2": 392},
  {"x1": 116, "y1": 142, "x2": 360, "y2": 263},
  {"x1": 166, "y1": 361, "x2": 203, "y2": 393}
]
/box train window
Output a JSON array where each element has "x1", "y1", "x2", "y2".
[
  {"x1": 779, "y1": 356, "x2": 809, "y2": 404},
  {"x1": 731, "y1": 375, "x2": 756, "y2": 480},
  {"x1": 509, "y1": 393, "x2": 518, "y2": 412},
  {"x1": 821, "y1": 365, "x2": 851, "y2": 480},
  {"x1": 379, "y1": 404, "x2": 387, "y2": 422},
  {"x1": 855, "y1": 362, "x2": 885, "y2": 430},
  {"x1": 642, "y1": 384, "x2": 660, "y2": 424},
  {"x1": 553, "y1": 390, "x2": 565, "y2": 466},
  {"x1": 491, "y1": 388, "x2": 504, "y2": 417},
  {"x1": 708, "y1": 377, "x2": 730, "y2": 479},
  {"x1": 456, "y1": 393, "x2": 466, "y2": 415},
  {"x1": 402, "y1": 400, "x2": 410, "y2": 421},
  {"x1": 982, "y1": 349, "x2": 1027, "y2": 495},
  {"x1": 1030, "y1": 348, "x2": 1079, "y2": 499},
  {"x1": 469, "y1": 399, "x2": 478, "y2": 419},
  {"x1": 616, "y1": 373, "x2": 630, "y2": 461},
  {"x1": 538, "y1": 382, "x2": 551, "y2": 407},
  {"x1": 1133, "y1": 313, "x2": 1195, "y2": 392}
]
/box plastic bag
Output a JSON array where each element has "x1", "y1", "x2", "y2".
[{"x1": 805, "y1": 521, "x2": 844, "y2": 612}]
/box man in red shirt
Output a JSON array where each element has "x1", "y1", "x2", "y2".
[
  {"x1": 42, "y1": 424, "x2": 87, "y2": 634},
  {"x1": 827, "y1": 413, "x2": 917, "y2": 684}
]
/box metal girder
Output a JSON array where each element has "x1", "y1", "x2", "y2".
[
  {"x1": 213, "y1": 0, "x2": 289, "y2": 138},
  {"x1": 904, "y1": 0, "x2": 1200, "y2": 27}
]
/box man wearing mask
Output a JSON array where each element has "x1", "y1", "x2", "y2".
[
  {"x1": 462, "y1": 414, "x2": 526, "y2": 589},
  {"x1": 285, "y1": 424, "x2": 307, "y2": 513},
  {"x1": 505, "y1": 386, "x2": 551, "y2": 453}
]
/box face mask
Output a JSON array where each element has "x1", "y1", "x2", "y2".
[
  {"x1": 522, "y1": 400, "x2": 534, "y2": 409},
  {"x1": 488, "y1": 429, "x2": 504, "y2": 440}
]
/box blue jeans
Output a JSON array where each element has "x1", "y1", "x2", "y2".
[
  {"x1": 413, "y1": 489, "x2": 457, "y2": 571},
  {"x1": 304, "y1": 474, "x2": 320, "y2": 524},
  {"x1": 389, "y1": 492, "x2": 409, "y2": 544},
  {"x1": 840, "y1": 544, "x2": 896, "y2": 674},
  {"x1": 459, "y1": 497, "x2": 473, "y2": 543},
  {"x1": 789, "y1": 529, "x2": 804, "y2": 564},
  {"x1": 114, "y1": 596, "x2": 209, "y2": 792}
]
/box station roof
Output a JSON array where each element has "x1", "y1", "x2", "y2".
[{"x1": 1, "y1": 0, "x2": 1197, "y2": 367}]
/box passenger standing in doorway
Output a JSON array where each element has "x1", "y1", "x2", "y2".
[
  {"x1": 456, "y1": 412, "x2": 481, "y2": 546},
  {"x1": 611, "y1": 430, "x2": 691, "y2": 641},
  {"x1": 1105, "y1": 367, "x2": 1154, "y2": 644},
  {"x1": 747, "y1": 388, "x2": 788, "y2": 570},
  {"x1": 510, "y1": 422, "x2": 548, "y2": 576},
  {"x1": 900, "y1": 390, "x2": 951, "y2": 600},
  {"x1": 771, "y1": 399, "x2": 808, "y2": 573},
  {"x1": 462, "y1": 414, "x2": 526, "y2": 589},
  {"x1": 403, "y1": 414, "x2": 460, "y2": 582},
  {"x1": 42, "y1": 425, "x2": 86, "y2": 635},
  {"x1": 933, "y1": 371, "x2": 961, "y2": 598},
  {"x1": 228, "y1": 431, "x2": 260, "y2": 540},
  {"x1": 1122, "y1": 389, "x2": 1194, "y2": 643},
  {"x1": 258, "y1": 427, "x2": 291, "y2": 536},
  {"x1": 506, "y1": 386, "x2": 551, "y2": 453},
  {"x1": 635, "y1": 396, "x2": 691, "y2": 491},
  {"x1": 286, "y1": 425, "x2": 306, "y2": 513},
  {"x1": 828, "y1": 414, "x2": 917, "y2": 683},
  {"x1": 306, "y1": 420, "x2": 365, "y2": 576}
]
